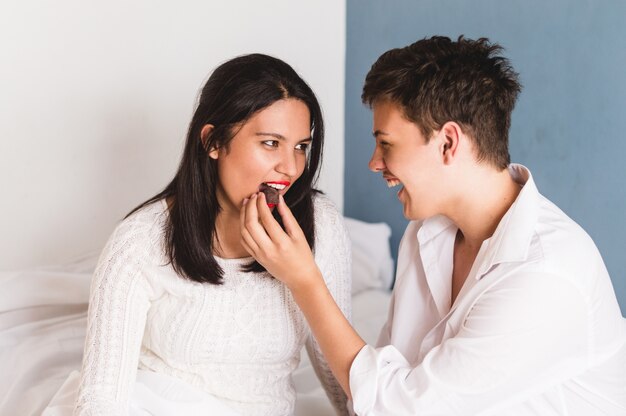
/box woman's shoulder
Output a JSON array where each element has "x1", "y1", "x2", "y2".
[
  {"x1": 108, "y1": 199, "x2": 168, "y2": 249},
  {"x1": 312, "y1": 192, "x2": 349, "y2": 243},
  {"x1": 311, "y1": 193, "x2": 351, "y2": 287},
  {"x1": 312, "y1": 192, "x2": 342, "y2": 221}
]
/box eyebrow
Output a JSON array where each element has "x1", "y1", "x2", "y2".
[
  {"x1": 255, "y1": 132, "x2": 312, "y2": 142},
  {"x1": 372, "y1": 130, "x2": 389, "y2": 138}
]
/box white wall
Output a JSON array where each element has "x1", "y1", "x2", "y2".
[{"x1": 0, "y1": 0, "x2": 346, "y2": 269}]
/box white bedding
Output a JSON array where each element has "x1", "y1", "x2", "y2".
[
  {"x1": 0, "y1": 258, "x2": 92, "y2": 416},
  {"x1": 0, "y1": 218, "x2": 393, "y2": 416},
  {"x1": 293, "y1": 289, "x2": 391, "y2": 416}
]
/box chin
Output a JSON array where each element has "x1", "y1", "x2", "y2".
[
  {"x1": 403, "y1": 205, "x2": 428, "y2": 221},
  {"x1": 402, "y1": 205, "x2": 418, "y2": 221},
  {"x1": 405, "y1": 213, "x2": 424, "y2": 221}
]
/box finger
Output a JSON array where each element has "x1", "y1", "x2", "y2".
[
  {"x1": 277, "y1": 194, "x2": 305, "y2": 239},
  {"x1": 240, "y1": 199, "x2": 261, "y2": 255},
  {"x1": 240, "y1": 233, "x2": 257, "y2": 257},
  {"x1": 240, "y1": 222, "x2": 261, "y2": 256},
  {"x1": 257, "y1": 192, "x2": 288, "y2": 242},
  {"x1": 242, "y1": 193, "x2": 273, "y2": 247},
  {"x1": 238, "y1": 195, "x2": 254, "y2": 233},
  {"x1": 240, "y1": 195, "x2": 249, "y2": 232}
]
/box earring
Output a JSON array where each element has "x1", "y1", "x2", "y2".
[{"x1": 208, "y1": 147, "x2": 219, "y2": 160}]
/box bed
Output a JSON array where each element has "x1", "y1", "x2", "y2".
[{"x1": 0, "y1": 217, "x2": 393, "y2": 416}]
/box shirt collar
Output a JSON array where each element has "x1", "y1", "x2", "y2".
[
  {"x1": 416, "y1": 215, "x2": 456, "y2": 246},
  {"x1": 475, "y1": 163, "x2": 540, "y2": 279},
  {"x1": 414, "y1": 164, "x2": 540, "y2": 280}
]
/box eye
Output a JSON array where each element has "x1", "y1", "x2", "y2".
[
  {"x1": 262, "y1": 140, "x2": 279, "y2": 148},
  {"x1": 295, "y1": 142, "x2": 310, "y2": 152}
]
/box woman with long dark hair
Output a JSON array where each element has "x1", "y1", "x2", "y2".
[{"x1": 44, "y1": 54, "x2": 351, "y2": 415}]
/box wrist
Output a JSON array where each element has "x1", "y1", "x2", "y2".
[{"x1": 288, "y1": 268, "x2": 325, "y2": 298}]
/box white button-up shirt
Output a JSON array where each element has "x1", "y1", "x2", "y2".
[{"x1": 350, "y1": 164, "x2": 626, "y2": 415}]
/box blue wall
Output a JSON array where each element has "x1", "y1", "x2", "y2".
[{"x1": 345, "y1": 0, "x2": 626, "y2": 314}]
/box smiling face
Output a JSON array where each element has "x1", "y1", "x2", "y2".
[
  {"x1": 369, "y1": 100, "x2": 447, "y2": 220},
  {"x1": 208, "y1": 98, "x2": 312, "y2": 215}
]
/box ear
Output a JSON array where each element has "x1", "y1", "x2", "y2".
[
  {"x1": 200, "y1": 124, "x2": 219, "y2": 159},
  {"x1": 439, "y1": 121, "x2": 462, "y2": 165}
]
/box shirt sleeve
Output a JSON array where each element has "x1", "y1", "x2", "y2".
[
  {"x1": 305, "y1": 195, "x2": 352, "y2": 415},
  {"x1": 74, "y1": 218, "x2": 154, "y2": 416},
  {"x1": 350, "y1": 272, "x2": 590, "y2": 416},
  {"x1": 375, "y1": 289, "x2": 396, "y2": 347}
]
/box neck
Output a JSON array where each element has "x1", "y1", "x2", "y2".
[
  {"x1": 446, "y1": 166, "x2": 521, "y2": 248},
  {"x1": 214, "y1": 206, "x2": 249, "y2": 259}
]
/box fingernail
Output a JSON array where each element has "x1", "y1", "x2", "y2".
[{"x1": 243, "y1": 198, "x2": 249, "y2": 205}]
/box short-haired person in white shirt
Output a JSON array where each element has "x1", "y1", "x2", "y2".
[{"x1": 240, "y1": 36, "x2": 626, "y2": 415}]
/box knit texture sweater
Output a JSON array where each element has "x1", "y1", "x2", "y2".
[{"x1": 74, "y1": 194, "x2": 351, "y2": 415}]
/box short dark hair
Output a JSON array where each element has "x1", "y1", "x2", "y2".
[
  {"x1": 362, "y1": 36, "x2": 521, "y2": 169},
  {"x1": 129, "y1": 54, "x2": 324, "y2": 284}
]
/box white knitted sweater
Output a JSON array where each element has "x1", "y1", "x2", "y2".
[{"x1": 74, "y1": 194, "x2": 351, "y2": 416}]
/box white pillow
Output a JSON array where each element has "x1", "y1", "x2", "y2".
[{"x1": 344, "y1": 217, "x2": 394, "y2": 294}]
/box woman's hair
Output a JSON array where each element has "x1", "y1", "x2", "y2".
[
  {"x1": 128, "y1": 54, "x2": 324, "y2": 284},
  {"x1": 362, "y1": 36, "x2": 521, "y2": 169}
]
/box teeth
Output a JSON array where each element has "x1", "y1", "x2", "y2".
[
  {"x1": 386, "y1": 179, "x2": 401, "y2": 188},
  {"x1": 266, "y1": 183, "x2": 286, "y2": 190}
]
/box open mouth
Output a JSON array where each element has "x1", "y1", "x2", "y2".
[
  {"x1": 259, "y1": 181, "x2": 290, "y2": 208},
  {"x1": 261, "y1": 182, "x2": 289, "y2": 191},
  {"x1": 383, "y1": 176, "x2": 405, "y2": 200},
  {"x1": 384, "y1": 177, "x2": 402, "y2": 188}
]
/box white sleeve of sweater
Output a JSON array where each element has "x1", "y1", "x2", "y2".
[
  {"x1": 74, "y1": 215, "x2": 154, "y2": 416},
  {"x1": 305, "y1": 194, "x2": 352, "y2": 415}
]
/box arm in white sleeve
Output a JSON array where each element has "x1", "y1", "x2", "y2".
[
  {"x1": 375, "y1": 290, "x2": 395, "y2": 347},
  {"x1": 74, "y1": 218, "x2": 154, "y2": 416},
  {"x1": 350, "y1": 272, "x2": 589, "y2": 416},
  {"x1": 305, "y1": 195, "x2": 352, "y2": 415}
]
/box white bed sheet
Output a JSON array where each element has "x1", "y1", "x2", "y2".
[
  {"x1": 0, "y1": 256, "x2": 391, "y2": 416},
  {"x1": 293, "y1": 289, "x2": 390, "y2": 416},
  {"x1": 0, "y1": 259, "x2": 92, "y2": 416}
]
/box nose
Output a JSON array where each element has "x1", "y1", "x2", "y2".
[
  {"x1": 368, "y1": 145, "x2": 385, "y2": 172},
  {"x1": 276, "y1": 149, "x2": 299, "y2": 178}
]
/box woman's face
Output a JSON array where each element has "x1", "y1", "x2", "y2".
[{"x1": 208, "y1": 98, "x2": 312, "y2": 215}]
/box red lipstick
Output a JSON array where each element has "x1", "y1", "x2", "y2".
[{"x1": 264, "y1": 181, "x2": 290, "y2": 186}]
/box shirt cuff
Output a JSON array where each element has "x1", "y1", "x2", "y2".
[{"x1": 349, "y1": 344, "x2": 410, "y2": 415}]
